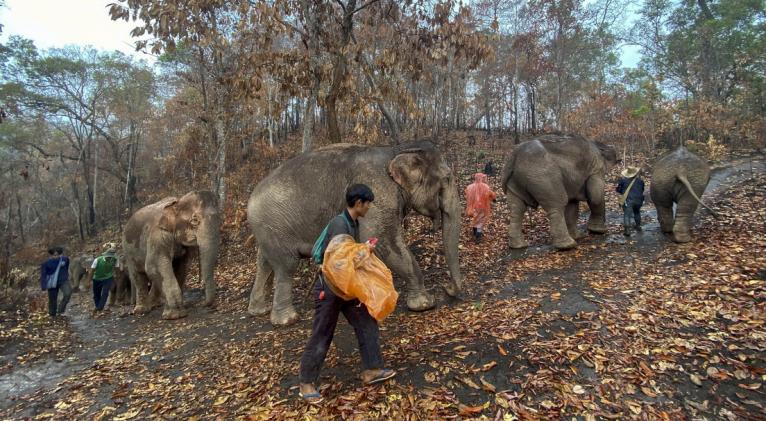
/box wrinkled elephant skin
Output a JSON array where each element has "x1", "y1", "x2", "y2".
[
  {"x1": 247, "y1": 141, "x2": 463, "y2": 326},
  {"x1": 501, "y1": 134, "x2": 617, "y2": 250},
  {"x1": 650, "y1": 147, "x2": 711, "y2": 243},
  {"x1": 122, "y1": 191, "x2": 221, "y2": 320}
]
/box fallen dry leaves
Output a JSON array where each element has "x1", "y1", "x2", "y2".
[{"x1": 1, "y1": 143, "x2": 764, "y2": 419}]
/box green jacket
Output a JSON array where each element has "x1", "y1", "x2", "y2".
[{"x1": 92, "y1": 254, "x2": 119, "y2": 281}]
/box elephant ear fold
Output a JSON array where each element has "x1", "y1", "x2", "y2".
[
  {"x1": 158, "y1": 200, "x2": 179, "y2": 232},
  {"x1": 389, "y1": 151, "x2": 426, "y2": 193}
]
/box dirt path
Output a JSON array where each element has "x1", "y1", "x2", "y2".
[{"x1": 1, "y1": 156, "x2": 764, "y2": 419}]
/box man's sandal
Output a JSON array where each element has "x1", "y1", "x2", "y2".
[
  {"x1": 364, "y1": 368, "x2": 397, "y2": 385},
  {"x1": 299, "y1": 391, "x2": 324, "y2": 405}
]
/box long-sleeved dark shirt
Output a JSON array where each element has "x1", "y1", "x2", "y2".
[
  {"x1": 40, "y1": 256, "x2": 69, "y2": 290},
  {"x1": 616, "y1": 177, "x2": 645, "y2": 205},
  {"x1": 318, "y1": 209, "x2": 359, "y2": 259}
]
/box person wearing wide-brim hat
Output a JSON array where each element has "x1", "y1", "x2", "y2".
[
  {"x1": 616, "y1": 166, "x2": 645, "y2": 236},
  {"x1": 89, "y1": 244, "x2": 121, "y2": 315}
]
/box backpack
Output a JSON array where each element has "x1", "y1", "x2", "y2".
[{"x1": 311, "y1": 213, "x2": 353, "y2": 264}]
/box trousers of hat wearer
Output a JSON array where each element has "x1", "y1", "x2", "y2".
[
  {"x1": 623, "y1": 201, "x2": 642, "y2": 229},
  {"x1": 299, "y1": 276, "x2": 384, "y2": 384},
  {"x1": 93, "y1": 278, "x2": 113, "y2": 310}
]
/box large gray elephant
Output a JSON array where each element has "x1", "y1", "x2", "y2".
[
  {"x1": 122, "y1": 191, "x2": 221, "y2": 320},
  {"x1": 650, "y1": 147, "x2": 713, "y2": 243},
  {"x1": 69, "y1": 254, "x2": 94, "y2": 291},
  {"x1": 500, "y1": 134, "x2": 618, "y2": 250},
  {"x1": 247, "y1": 141, "x2": 463, "y2": 326}
]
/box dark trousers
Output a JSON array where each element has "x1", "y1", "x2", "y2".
[
  {"x1": 299, "y1": 276, "x2": 384, "y2": 384},
  {"x1": 93, "y1": 278, "x2": 113, "y2": 310},
  {"x1": 47, "y1": 288, "x2": 59, "y2": 317},
  {"x1": 623, "y1": 201, "x2": 642, "y2": 229},
  {"x1": 46, "y1": 280, "x2": 73, "y2": 317}
]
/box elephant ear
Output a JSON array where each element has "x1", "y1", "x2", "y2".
[
  {"x1": 158, "y1": 200, "x2": 179, "y2": 232},
  {"x1": 388, "y1": 149, "x2": 427, "y2": 193}
]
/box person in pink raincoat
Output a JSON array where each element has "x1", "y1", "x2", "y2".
[{"x1": 465, "y1": 173, "x2": 497, "y2": 243}]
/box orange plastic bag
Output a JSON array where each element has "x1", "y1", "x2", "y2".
[{"x1": 321, "y1": 235, "x2": 398, "y2": 321}]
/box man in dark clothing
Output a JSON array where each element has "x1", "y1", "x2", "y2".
[
  {"x1": 298, "y1": 184, "x2": 396, "y2": 405},
  {"x1": 616, "y1": 166, "x2": 645, "y2": 236},
  {"x1": 40, "y1": 246, "x2": 71, "y2": 317}
]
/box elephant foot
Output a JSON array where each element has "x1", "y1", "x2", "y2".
[
  {"x1": 271, "y1": 306, "x2": 299, "y2": 326},
  {"x1": 407, "y1": 290, "x2": 436, "y2": 312},
  {"x1": 509, "y1": 237, "x2": 529, "y2": 249},
  {"x1": 553, "y1": 237, "x2": 577, "y2": 250},
  {"x1": 571, "y1": 230, "x2": 585, "y2": 240},
  {"x1": 248, "y1": 300, "x2": 271, "y2": 316},
  {"x1": 587, "y1": 221, "x2": 607, "y2": 234},
  {"x1": 673, "y1": 231, "x2": 692, "y2": 243},
  {"x1": 133, "y1": 304, "x2": 151, "y2": 315},
  {"x1": 443, "y1": 280, "x2": 462, "y2": 298},
  {"x1": 201, "y1": 298, "x2": 215, "y2": 308},
  {"x1": 162, "y1": 307, "x2": 188, "y2": 320}
]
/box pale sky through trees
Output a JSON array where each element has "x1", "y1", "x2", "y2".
[
  {"x1": 0, "y1": 0, "x2": 641, "y2": 67},
  {"x1": 0, "y1": 0, "x2": 152, "y2": 60}
]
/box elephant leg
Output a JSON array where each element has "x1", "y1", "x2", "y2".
[
  {"x1": 108, "y1": 282, "x2": 117, "y2": 306},
  {"x1": 82, "y1": 270, "x2": 93, "y2": 291},
  {"x1": 154, "y1": 256, "x2": 187, "y2": 320},
  {"x1": 585, "y1": 176, "x2": 607, "y2": 233},
  {"x1": 270, "y1": 257, "x2": 300, "y2": 326},
  {"x1": 565, "y1": 202, "x2": 582, "y2": 239},
  {"x1": 672, "y1": 198, "x2": 699, "y2": 243},
  {"x1": 545, "y1": 206, "x2": 576, "y2": 250},
  {"x1": 131, "y1": 269, "x2": 152, "y2": 315},
  {"x1": 656, "y1": 204, "x2": 675, "y2": 234},
  {"x1": 248, "y1": 249, "x2": 274, "y2": 316},
  {"x1": 173, "y1": 255, "x2": 192, "y2": 306},
  {"x1": 129, "y1": 279, "x2": 136, "y2": 306},
  {"x1": 379, "y1": 236, "x2": 435, "y2": 312},
  {"x1": 507, "y1": 194, "x2": 529, "y2": 249},
  {"x1": 146, "y1": 279, "x2": 163, "y2": 309},
  {"x1": 71, "y1": 270, "x2": 81, "y2": 291}
]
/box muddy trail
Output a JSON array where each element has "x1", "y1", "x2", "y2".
[{"x1": 1, "y1": 156, "x2": 764, "y2": 419}]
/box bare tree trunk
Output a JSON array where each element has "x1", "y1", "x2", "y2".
[
  {"x1": 301, "y1": 0, "x2": 322, "y2": 152},
  {"x1": 326, "y1": 0, "x2": 357, "y2": 142},
  {"x1": 93, "y1": 140, "x2": 98, "y2": 227},
  {"x1": 14, "y1": 194, "x2": 25, "y2": 245},
  {"x1": 214, "y1": 114, "x2": 227, "y2": 206},
  {"x1": 71, "y1": 179, "x2": 85, "y2": 241}
]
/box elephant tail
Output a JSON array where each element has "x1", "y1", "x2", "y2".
[
  {"x1": 501, "y1": 150, "x2": 518, "y2": 194},
  {"x1": 678, "y1": 174, "x2": 719, "y2": 218}
]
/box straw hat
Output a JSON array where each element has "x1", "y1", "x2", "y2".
[
  {"x1": 621, "y1": 166, "x2": 641, "y2": 178},
  {"x1": 103, "y1": 242, "x2": 117, "y2": 255}
]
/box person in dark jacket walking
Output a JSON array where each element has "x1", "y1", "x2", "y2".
[
  {"x1": 298, "y1": 184, "x2": 396, "y2": 405},
  {"x1": 616, "y1": 166, "x2": 645, "y2": 236},
  {"x1": 39, "y1": 246, "x2": 71, "y2": 317}
]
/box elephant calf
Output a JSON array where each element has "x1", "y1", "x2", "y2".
[
  {"x1": 108, "y1": 255, "x2": 134, "y2": 306},
  {"x1": 501, "y1": 134, "x2": 618, "y2": 250},
  {"x1": 69, "y1": 254, "x2": 94, "y2": 291},
  {"x1": 123, "y1": 191, "x2": 221, "y2": 319},
  {"x1": 650, "y1": 147, "x2": 712, "y2": 243}
]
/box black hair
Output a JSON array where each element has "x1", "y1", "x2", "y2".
[
  {"x1": 48, "y1": 246, "x2": 63, "y2": 255},
  {"x1": 346, "y1": 184, "x2": 375, "y2": 207}
]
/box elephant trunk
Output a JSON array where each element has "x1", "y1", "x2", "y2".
[
  {"x1": 198, "y1": 215, "x2": 220, "y2": 307},
  {"x1": 441, "y1": 181, "x2": 463, "y2": 296}
]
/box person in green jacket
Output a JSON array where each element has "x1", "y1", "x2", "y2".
[{"x1": 89, "y1": 246, "x2": 120, "y2": 313}]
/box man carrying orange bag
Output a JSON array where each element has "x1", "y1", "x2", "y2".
[
  {"x1": 298, "y1": 184, "x2": 396, "y2": 405},
  {"x1": 321, "y1": 235, "x2": 398, "y2": 322}
]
